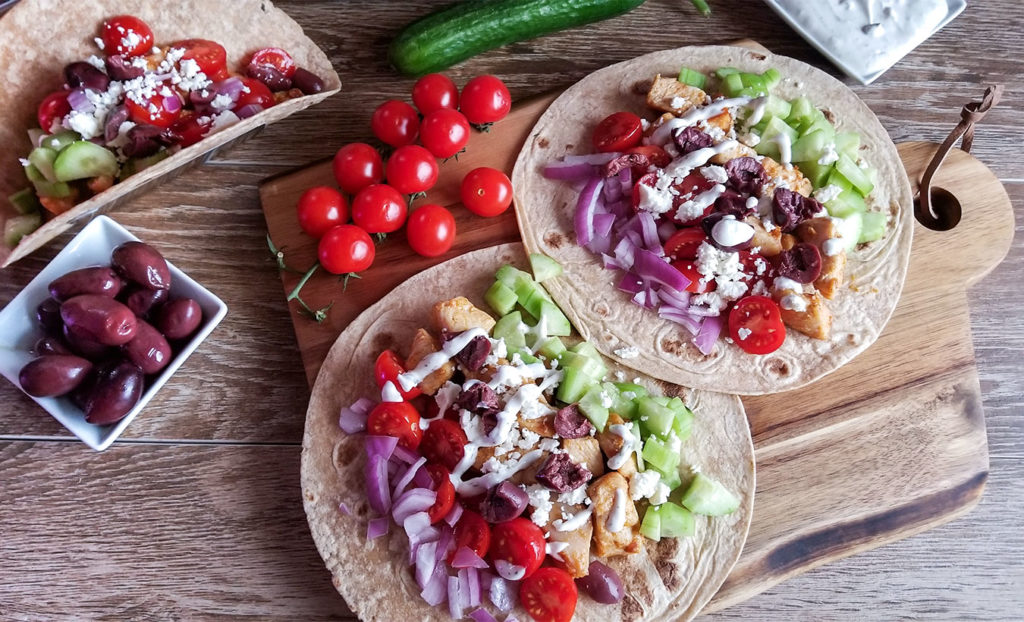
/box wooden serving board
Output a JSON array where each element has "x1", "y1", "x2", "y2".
[{"x1": 259, "y1": 80, "x2": 1011, "y2": 611}]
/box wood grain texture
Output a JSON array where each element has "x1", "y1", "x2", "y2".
[{"x1": 0, "y1": 0, "x2": 1022, "y2": 619}]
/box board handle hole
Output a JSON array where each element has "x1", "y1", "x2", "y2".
[{"x1": 914, "y1": 186, "x2": 962, "y2": 231}]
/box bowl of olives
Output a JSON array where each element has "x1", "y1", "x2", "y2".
[{"x1": 0, "y1": 215, "x2": 227, "y2": 450}]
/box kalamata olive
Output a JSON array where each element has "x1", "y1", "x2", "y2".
[
  {"x1": 18, "y1": 355, "x2": 93, "y2": 397},
  {"x1": 554, "y1": 404, "x2": 594, "y2": 439},
  {"x1": 479, "y1": 482, "x2": 529, "y2": 523},
  {"x1": 725, "y1": 156, "x2": 768, "y2": 195},
  {"x1": 64, "y1": 61, "x2": 110, "y2": 92},
  {"x1": 36, "y1": 297, "x2": 63, "y2": 335},
  {"x1": 121, "y1": 284, "x2": 169, "y2": 318},
  {"x1": 105, "y1": 54, "x2": 145, "y2": 81},
  {"x1": 121, "y1": 320, "x2": 172, "y2": 375},
  {"x1": 575, "y1": 561, "x2": 625, "y2": 604},
  {"x1": 155, "y1": 298, "x2": 202, "y2": 340},
  {"x1": 111, "y1": 241, "x2": 171, "y2": 290},
  {"x1": 673, "y1": 126, "x2": 713, "y2": 155},
  {"x1": 79, "y1": 360, "x2": 144, "y2": 425},
  {"x1": 62, "y1": 323, "x2": 115, "y2": 359},
  {"x1": 34, "y1": 336, "x2": 72, "y2": 356},
  {"x1": 778, "y1": 243, "x2": 823, "y2": 284},
  {"x1": 60, "y1": 294, "x2": 138, "y2": 346},
  {"x1": 49, "y1": 266, "x2": 122, "y2": 301},
  {"x1": 291, "y1": 67, "x2": 324, "y2": 95},
  {"x1": 536, "y1": 453, "x2": 592, "y2": 492},
  {"x1": 246, "y1": 62, "x2": 292, "y2": 91},
  {"x1": 104, "y1": 105, "x2": 130, "y2": 143}
]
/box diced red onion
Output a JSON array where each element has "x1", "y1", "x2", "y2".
[
  {"x1": 235, "y1": 103, "x2": 264, "y2": 119},
  {"x1": 351, "y1": 397, "x2": 374, "y2": 415},
  {"x1": 404, "y1": 513, "x2": 440, "y2": 562},
  {"x1": 601, "y1": 174, "x2": 623, "y2": 202},
  {"x1": 462, "y1": 567, "x2": 482, "y2": 607},
  {"x1": 435, "y1": 523, "x2": 454, "y2": 562},
  {"x1": 451, "y1": 546, "x2": 490, "y2": 569},
  {"x1": 542, "y1": 162, "x2": 597, "y2": 181},
  {"x1": 420, "y1": 562, "x2": 448, "y2": 607},
  {"x1": 659, "y1": 307, "x2": 704, "y2": 335},
  {"x1": 393, "y1": 456, "x2": 427, "y2": 499},
  {"x1": 658, "y1": 286, "x2": 692, "y2": 310},
  {"x1": 365, "y1": 454, "x2": 391, "y2": 515},
  {"x1": 163, "y1": 95, "x2": 182, "y2": 114},
  {"x1": 387, "y1": 460, "x2": 400, "y2": 479},
  {"x1": 694, "y1": 313, "x2": 724, "y2": 355},
  {"x1": 585, "y1": 232, "x2": 613, "y2": 255},
  {"x1": 215, "y1": 77, "x2": 244, "y2": 101},
  {"x1": 365, "y1": 435, "x2": 398, "y2": 461},
  {"x1": 448, "y1": 575, "x2": 464, "y2": 620},
  {"x1": 631, "y1": 290, "x2": 646, "y2": 307},
  {"x1": 413, "y1": 466, "x2": 434, "y2": 489},
  {"x1": 562, "y1": 152, "x2": 620, "y2": 165},
  {"x1": 617, "y1": 272, "x2": 645, "y2": 295},
  {"x1": 66, "y1": 88, "x2": 94, "y2": 113},
  {"x1": 624, "y1": 228, "x2": 643, "y2": 249},
  {"x1": 469, "y1": 608, "x2": 498, "y2": 622},
  {"x1": 574, "y1": 177, "x2": 604, "y2": 247},
  {"x1": 338, "y1": 502, "x2": 351, "y2": 516},
  {"x1": 366, "y1": 516, "x2": 389, "y2": 540},
  {"x1": 392, "y1": 487, "x2": 436, "y2": 524},
  {"x1": 658, "y1": 220, "x2": 677, "y2": 242},
  {"x1": 488, "y1": 576, "x2": 515, "y2": 612},
  {"x1": 637, "y1": 211, "x2": 661, "y2": 250},
  {"x1": 391, "y1": 445, "x2": 419, "y2": 465},
  {"x1": 444, "y1": 502, "x2": 464, "y2": 527},
  {"x1": 606, "y1": 198, "x2": 632, "y2": 218},
  {"x1": 415, "y1": 540, "x2": 438, "y2": 588},
  {"x1": 593, "y1": 212, "x2": 616, "y2": 238},
  {"x1": 602, "y1": 253, "x2": 621, "y2": 271},
  {"x1": 613, "y1": 238, "x2": 636, "y2": 270},
  {"x1": 339, "y1": 405, "x2": 368, "y2": 434},
  {"x1": 648, "y1": 289, "x2": 661, "y2": 308},
  {"x1": 634, "y1": 248, "x2": 690, "y2": 292}
]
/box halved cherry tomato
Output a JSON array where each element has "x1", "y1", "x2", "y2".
[
  {"x1": 333, "y1": 143, "x2": 384, "y2": 195},
  {"x1": 366, "y1": 401, "x2": 423, "y2": 450},
  {"x1": 170, "y1": 112, "x2": 213, "y2": 147},
  {"x1": 728, "y1": 295, "x2": 786, "y2": 355},
  {"x1": 419, "y1": 419, "x2": 467, "y2": 471},
  {"x1": 672, "y1": 260, "x2": 715, "y2": 294},
  {"x1": 125, "y1": 90, "x2": 183, "y2": 128},
  {"x1": 101, "y1": 15, "x2": 154, "y2": 58},
  {"x1": 235, "y1": 77, "x2": 275, "y2": 110},
  {"x1": 627, "y1": 144, "x2": 671, "y2": 168},
  {"x1": 672, "y1": 172, "x2": 717, "y2": 225},
  {"x1": 450, "y1": 510, "x2": 492, "y2": 562},
  {"x1": 663, "y1": 227, "x2": 708, "y2": 260},
  {"x1": 374, "y1": 350, "x2": 421, "y2": 400},
  {"x1": 490, "y1": 518, "x2": 546, "y2": 579},
  {"x1": 171, "y1": 39, "x2": 229, "y2": 80},
  {"x1": 249, "y1": 47, "x2": 296, "y2": 78},
  {"x1": 37, "y1": 91, "x2": 70, "y2": 133},
  {"x1": 296, "y1": 186, "x2": 348, "y2": 239},
  {"x1": 425, "y1": 464, "x2": 456, "y2": 523},
  {"x1": 631, "y1": 172, "x2": 658, "y2": 211},
  {"x1": 592, "y1": 111, "x2": 643, "y2": 153},
  {"x1": 736, "y1": 250, "x2": 773, "y2": 291},
  {"x1": 520, "y1": 567, "x2": 578, "y2": 622}
]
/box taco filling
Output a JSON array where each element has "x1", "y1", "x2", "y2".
[
  {"x1": 541, "y1": 65, "x2": 890, "y2": 358},
  {"x1": 336, "y1": 257, "x2": 741, "y2": 622}
]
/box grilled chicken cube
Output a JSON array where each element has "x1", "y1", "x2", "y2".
[
  {"x1": 780, "y1": 233, "x2": 797, "y2": 251},
  {"x1": 746, "y1": 215, "x2": 782, "y2": 256},
  {"x1": 547, "y1": 502, "x2": 593, "y2": 578},
  {"x1": 561, "y1": 436, "x2": 605, "y2": 479},
  {"x1": 795, "y1": 217, "x2": 847, "y2": 299},
  {"x1": 646, "y1": 74, "x2": 708, "y2": 115},
  {"x1": 405, "y1": 328, "x2": 453, "y2": 395},
  {"x1": 762, "y1": 156, "x2": 813, "y2": 197},
  {"x1": 776, "y1": 289, "x2": 833, "y2": 340},
  {"x1": 710, "y1": 141, "x2": 756, "y2": 165},
  {"x1": 520, "y1": 413, "x2": 557, "y2": 438},
  {"x1": 596, "y1": 413, "x2": 637, "y2": 478},
  {"x1": 587, "y1": 472, "x2": 642, "y2": 558},
  {"x1": 432, "y1": 296, "x2": 496, "y2": 335},
  {"x1": 703, "y1": 110, "x2": 733, "y2": 137}
]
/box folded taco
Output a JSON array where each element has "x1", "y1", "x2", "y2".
[
  {"x1": 0, "y1": 0, "x2": 340, "y2": 267},
  {"x1": 301, "y1": 243, "x2": 754, "y2": 622},
  {"x1": 512, "y1": 45, "x2": 913, "y2": 395}
]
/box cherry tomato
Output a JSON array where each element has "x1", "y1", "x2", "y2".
[
  {"x1": 171, "y1": 39, "x2": 229, "y2": 80},
  {"x1": 374, "y1": 350, "x2": 421, "y2": 400},
  {"x1": 729, "y1": 295, "x2": 787, "y2": 355},
  {"x1": 672, "y1": 172, "x2": 717, "y2": 225},
  {"x1": 351, "y1": 184, "x2": 408, "y2": 233},
  {"x1": 249, "y1": 47, "x2": 296, "y2": 78},
  {"x1": 671, "y1": 260, "x2": 715, "y2": 294},
  {"x1": 37, "y1": 91, "x2": 70, "y2": 133},
  {"x1": 318, "y1": 224, "x2": 374, "y2": 274},
  {"x1": 627, "y1": 144, "x2": 671, "y2": 168},
  {"x1": 450, "y1": 511, "x2": 492, "y2": 562},
  {"x1": 366, "y1": 402, "x2": 423, "y2": 450},
  {"x1": 170, "y1": 112, "x2": 213, "y2": 147},
  {"x1": 420, "y1": 418, "x2": 468, "y2": 471},
  {"x1": 592, "y1": 111, "x2": 643, "y2": 153},
  {"x1": 419, "y1": 108, "x2": 470, "y2": 159},
  {"x1": 460, "y1": 167, "x2": 513, "y2": 218},
  {"x1": 101, "y1": 15, "x2": 154, "y2": 58},
  {"x1": 371, "y1": 100, "x2": 419, "y2": 147},
  {"x1": 407, "y1": 204, "x2": 456, "y2": 258},
  {"x1": 412, "y1": 73, "x2": 459, "y2": 115},
  {"x1": 125, "y1": 90, "x2": 183, "y2": 128},
  {"x1": 425, "y1": 464, "x2": 456, "y2": 523},
  {"x1": 490, "y1": 518, "x2": 546, "y2": 579},
  {"x1": 459, "y1": 75, "x2": 511, "y2": 125},
  {"x1": 663, "y1": 227, "x2": 708, "y2": 260},
  {"x1": 333, "y1": 143, "x2": 384, "y2": 195},
  {"x1": 385, "y1": 145, "x2": 439, "y2": 195},
  {"x1": 235, "y1": 77, "x2": 275, "y2": 110},
  {"x1": 296, "y1": 186, "x2": 348, "y2": 239},
  {"x1": 520, "y1": 567, "x2": 578, "y2": 622},
  {"x1": 631, "y1": 172, "x2": 658, "y2": 211}
]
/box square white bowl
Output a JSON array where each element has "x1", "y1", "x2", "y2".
[{"x1": 0, "y1": 215, "x2": 227, "y2": 450}]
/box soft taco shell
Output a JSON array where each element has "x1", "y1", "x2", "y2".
[
  {"x1": 512, "y1": 45, "x2": 913, "y2": 395},
  {"x1": 0, "y1": 0, "x2": 340, "y2": 267},
  {"x1": 301, "y1": 243, "x2": 754, "y2": 622}
]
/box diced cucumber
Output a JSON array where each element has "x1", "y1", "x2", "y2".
[
  {"x1": 754, "y1": 116, "x2": 798, "y2": 159},
  {"x1": 637, "y1": 396, "x2": 675, "y2": 438},
  {"x1": 640, "y1": 506, "x2": 662, "y2": 541},
  {"x1": 485, "y1": 281, "x2": 518, "y2": 316},
  {"x1": 578, "y1": 384, "x2": 610, "y2": 432},
  {"x1": 660, "y1": 467, "x2": 682, "y2": 491},
  {"x1": 680, "y1": 473, "x2": 740, "y2": 516},
  {"x1": 794, "y1": 159, "x2": 833, "y2": 189},
  {"x1": 790, "y1": 130, "x2": 831, "y2": 164},
  {"x1": 493, "y1": 311, "x2": 526, "y2": 351},
  {"x1": 23, "y1": 163, "x2": 44, "y2": 183},
  {"x1": 714, "y1": 66, "x2": 739, "y2": 78},
  {"x1": 826, "y1": 168, "x2": 854, "y2": 192},
  {"x1": 557, "y1": 350, "x2": 605, "y2": 381},
  {"x1": 824, "y1": 188, "x2": 867, "y2": 218},
  {"x1": 722, "y1": 72, "x2": 744, "y2": 97},
  {"x1": 8, "y1": 188, "x2": 41, "y2": 215},
  {"x1": 667, "y1": 398, "x2": 694, "y2": 442},
  {"x1": 762, "y1": 67, "x2": 782, "y2": 88},
  {"x1": 641, "y1": 437, "x2": 679, "y2": 474},
  {"x1": 495, "y1": 264, "x2": 532, "y2": 287},
  {"x1": 786, "y1": 96, "x2": 815, "y2": 126},
  {"x1": 40, "y1": 130, "x2": 81, "y2": 152},
  {"x1": 119, "y1": 151, "x2": 169, "y2": 179},
  {"x1": 833, "y1": 153, "x2": 875, "y2": 196},
  {"x1": 859, "y1": 211, "x2": 887, "y2": 243},
  {"x1": 739, "y1": 72, "x2": 766, "y2": 96},
  {"x1": 657, "y1": 502, "x2": 696, "y2": 538},
  {"x1": 3, "y1": 212, "x2": 43, "y2": 247},
  {"x1": 613, "y1": 382, "x2": 648, "y2": 398},
  {"x1": 32, "y1": 179, "x2": 73, "y2": 199},
  {"x1": 762, "y1": 94, "x2": 792, "y2": 123},
  {"x1": 555, "y1": 366, "x2": 589, "y2": 404},
  {"x1": 569, "y1": 342, "x2": 607, "y2": 378},
  {"x1": 612, "y1": 393, "x2": 638, "y2": 420},
  {"x1": 536, "y1": 336, "x2": 567, "y2": 360},
  {"x1": 53, "y1": 141, "x2": 118, "y2": 182},
  {"x1": 28, "y1": 147, "x2": 59, "y2": 183},
  {"x1": 677, "y1": 66, "x2": 707, "y2": 90},
  {"x1": 536, "y1": 299, "x2": 571, "y2": 337},
  {"x1": 513, "y1": 349, "x2": 540, "y2": 364},
  {"x1": 833, "y1": 131, "x2": 861, "y2": 159},
  {"x1": 798, "y1": 116, "x2": 834, "y2": 139},
  {"x1": 835, "y1": 213, "x2": 864, "y2": 253},
  {"x1": 529, "y1": 253, "x2": 563, "y2": 282}
]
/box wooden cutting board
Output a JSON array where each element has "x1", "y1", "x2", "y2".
[{"x1": 258, "y1": 66, "x2": 1010, "y2": 611}]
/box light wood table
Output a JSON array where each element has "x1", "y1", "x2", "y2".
[{"x1": 1, "y1": 1, "x2": 1021, "y2": 619}]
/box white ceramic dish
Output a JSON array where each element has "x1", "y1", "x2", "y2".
[{"x1": 0, "y1": 215, "x2": 227, "y2": 450}]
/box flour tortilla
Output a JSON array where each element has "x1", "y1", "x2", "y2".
[
  {"x1": 512, "y1": 45, "x2": 913, "y2": 395},
  {"x1": 0, "y1": 0, "x2": 340, "y2": 267},
  {"x1": 301, "y1": 243, "x2": 754, "y2": 622}
]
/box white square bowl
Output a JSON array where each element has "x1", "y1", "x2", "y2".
[{"x1": 0, "y1": 215, "x2": 227, "y2": 450}]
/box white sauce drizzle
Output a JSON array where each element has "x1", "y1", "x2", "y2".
[
  {"x1": 554, "y1": 507, "x2": 593, "y2": 532},
  {"x1": 767, "y1": 131, "x2": 793, "y2": 165},
  {"x1": 711, "y1": 216, "x2": 755, "y2": 248},
  {"x1": 822, "y1": 238, "x2": 844, "y2": 257},
  {"x1": 676, "y1": 183, "x2": 726, "y2": 223},
  {"x1": 744, "y1": 96, "x2": 769, "y2": 127},
  {"x1": 606, "y1": 487, "x2": 628, "y2": 533},
  {"x1": 607, "y1": 423, "x2": 639, "y2": 471},
  {"x1": 381, "y1": 381, "x2": 403, "y2": 403},
  {"x1": 397, "y1": 327, "x2": 488, "y2": 392},
  {"x1": 780, "y1": 294, "x2": 809, "y2": 312},
  {"x1": 773, "y1": 276, "x2": 804, "y2": 292},
  {"x1": 648, "y1": 96, "x2": 752, "y2": 146},
  {"x1": 455, "y1": 449, "x2": 544, "y2": 496},
  {"x1": 545, "y1": 541, "x2": 570, "y2": 561}
]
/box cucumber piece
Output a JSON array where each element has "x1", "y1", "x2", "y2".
[
  {"x1": 493, "y1": 311, "x2": 527, "y2": 351},
  {"x1": 28, "y1": 147, "x2": 59, "y2": 183},
  {"x1": 798, "y1": 116, "x2": 834, "y2": 139},
  {"x1": 786, "y1": 96, "x2": 815, "y2": 126},
  {"x1": 657, "y1": 502, "x2": 696, "y2": 538},
  {"x1": 859, "y1": 211, "x2": 887, "y2": 243},
  {"x1": 739, "y1": 72, "x2": 766, "y2": 96},
  {"x1": 557, "y1": 350, "x2": 605, "y2": 380},
  {"x1": 762, "y1": 67, "x2": 782, "y2": 88},
  {"x1": 578, "y1": 384, "x2": 610, "y2": 432},
  {"x1": 762, "y1": 94, "x2": 792, "y2": 123},
  {"x1": 722, "y1": 72, "x2": 744, "y2": 97},
  {"x1": 754, "y1": 116, "x2": 798, "y2": 159},
  {"x1": 833, "y1": 153, "x2": 875, "y2": 196},
  {"x1": 641, "y1": 437, "x2": 679, "y2": 474},
  {"x1": 389, "y1": 0, "x2": 646, "y2": 75},
  {"x1": 676, "y1": 66, "x2": 706, "y2": 90},
  {"x1": 23, "y1": 163, "x2": 44, "y2": 183},
  {"x1": 32, "y1": 179, "x2": 73, "y2": 198},
  {"x1": 536, "y1": 336, "x2": 567, "y2": 360},
  {"x1": 529, "y1": 252, "x2": 563, "y2": 282},
  {"x1": 835, "y1": 213, "x2": 864, "y2": 253},
  {"x1": 53, "y1": 141, "x2": 117, "y2": 182},
  {"x1": 826, "y1": 168, "x2": 854, "y2": 192},
  {"x1": 612, "y1": 382, "x2": 648, "y2": 398},
  {"x1": 119, "y1": 151, "x2": 170, "y2": 179},
  {"x1": 680, "y1": 473, "x2": 739, "y2": 516},
  {"x1": 794, "y1": 159, "x2": 832, "y2": 189},
  {"x1": 495, "y1": 264, "x2": 533, "y2": 287},
  {"x1": 3, "y1": 212, "x2": 43, "y2": 247},
  {"x1": 513, "y1": 349, "x2": 540, "y2": 364},
  {"x1": 537, "y1": 299, "x2": 571, "y2": 337},
  {"x1": 555, "y1": 366, "x2": 589, "y2": 404},
  {"x1": 485, "y1": 281, "x2": 518, "y2": 316},
  {"x1": 790, "y1": 130, "x2": 831, "y2": 164},
  {"x1": 825, "y1": 188, "x2": 867, "y2": 218},
  {"x1": 40, "y1": 130, "x2": 82, "y2": 152},
  {"x1": 640, "y1": 506, "x2": 662, "y2": 541},
  {"x1": 833, "y1": 131, "x2": 861, "y2": 159},
  {"x1": 660, "y1": 466, "x2": 683, "y2": 491},
  {"x1": 611, "y1": 382, "x2": 646, "y2": 420},
  {"x1": 8, "y1": 188, "x2": 41, "y2": 215},
  {"x1": 569, "y1": 342, "x2": 607, "y2": 377},
  {"x1": 637, "y1": 396, "x2": 675, "y2": 438},
  {"x1": 667, "y1": 398, "x2": 694, "y2": 441}
]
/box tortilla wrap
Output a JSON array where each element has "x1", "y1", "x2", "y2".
[
  {"x1": 512, "y1": 45, "x2": 913, "y2": 395},
  {"x1": 0, "y1": 0, "x2": 340, "y2": 267},
  {"x1": 301, "y1": 243, "x2": 755, "y2": 621}
]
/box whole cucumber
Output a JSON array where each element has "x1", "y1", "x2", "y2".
[{"x1": 389, "y1": 0, "x2": 648, "y2": 76}]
